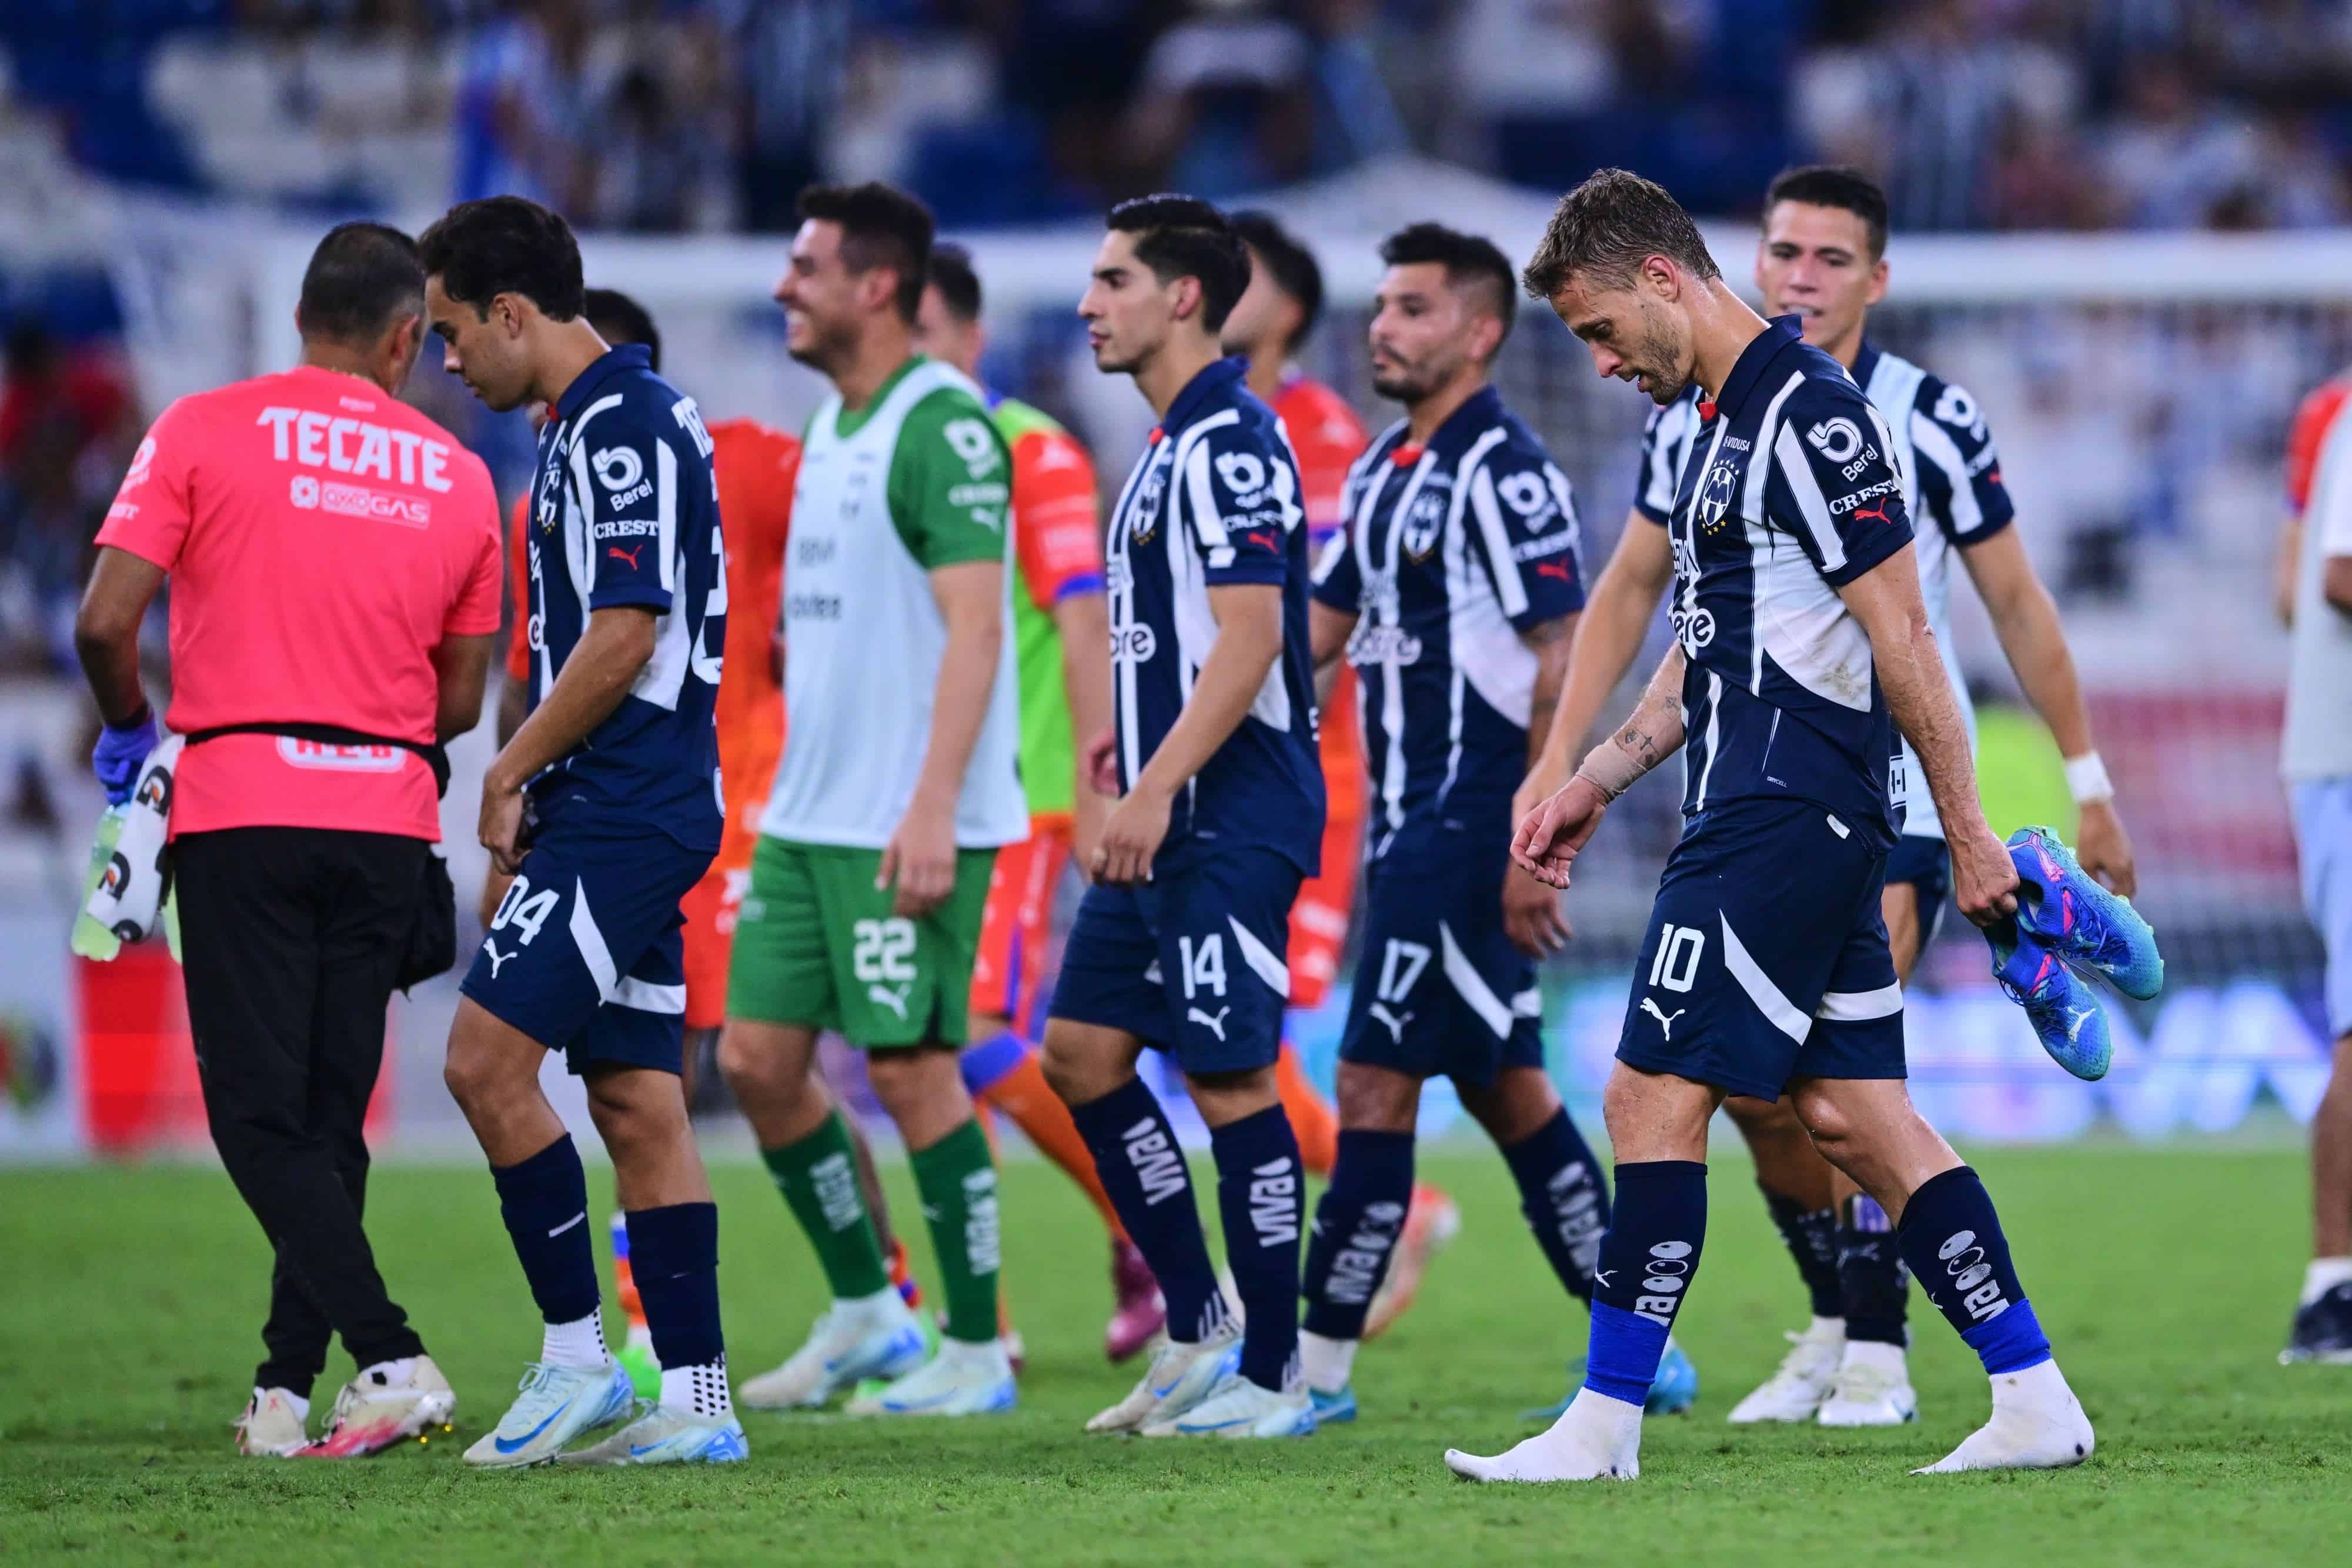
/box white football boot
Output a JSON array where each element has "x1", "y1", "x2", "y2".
[
  {"x1": 847, "y1": 1336, "x2": 1017, "y2": 1417},
  {"x1": 1087, "y1": 1319, "x2": 1242, "y2": 1434},
  {"x1": 738, "y1": 1289, "x2": 927, "y2": 1410},
  {"x1": 1141, "y1": 1360, "x2": 1315, "y2": 1439},
  {"x1": 308, "y1": 1356, "x2": 457, "y2": 1457},
  {"x1": 462, "y1": 1360, "x2": 634, "y2": 1469},
  {"x1": 1816, "y1": 1342, "x2": 1918, "y2": 1427},
  {"x1": 233, "y1": 1388, "x2": 310, "y2": 1457},
  {"x1": 1726, "y1": 1317, "x2": 1845, "y2": 1423},
  {"x1": 559, "y1": 1405, "x2": 749, "y2": 1465}
]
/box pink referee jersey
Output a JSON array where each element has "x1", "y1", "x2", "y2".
[{"x1": 95, "y1": 365, "x2": 502, "y2": 840}]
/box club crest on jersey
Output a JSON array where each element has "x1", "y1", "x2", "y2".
[
  {"x1": 1127, "y1": 457, "x2": 1170, "y2": 543},
  {"x1": 1401, "y1": 487, "x2": 1446, "y2": 560},
  {"x1": 1696, "y1": 460, "x2": 1737, "y2": 532}
]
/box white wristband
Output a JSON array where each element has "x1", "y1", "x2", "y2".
[{"x1": 2064, "y1": 751, "x2": 2114, "y2": 807}]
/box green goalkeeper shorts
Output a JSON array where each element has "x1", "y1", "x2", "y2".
[{"x1": 727, "y1": 836, "x2": 996, "y2": 1047}]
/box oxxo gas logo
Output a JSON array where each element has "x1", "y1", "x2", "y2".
[
  {"x1": 1632, "y1": 1239, "x2": 1694, "y2": 1326},
  {"x1": 1938, "y1": 1228, "x2": 2012, "y2": 1321}
]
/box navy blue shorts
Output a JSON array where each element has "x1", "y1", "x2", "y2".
[
  {"x1": 460, "y1": 810, "x2": 713, "y2": 1075},
  {"x1": 1048, "y1": 847, "x2": 1301, "y2": 1076},
  {"x1": 1617, "y1": 797, "x2": 1904, "y2": 1102},
  {"x1": 1340, "y1": 818, "x2": 1542, "y2": 1086},
  {"x1": 1886, "y1": 834, "x2": 1952, "y2": 949}
]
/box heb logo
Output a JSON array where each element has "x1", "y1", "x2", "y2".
[
  {"x1": 274, "y1": 737, "x2": 405, "y2": 773},
  {"x1": 289, "y1": 474, "x2": 431, "y2": 529}
]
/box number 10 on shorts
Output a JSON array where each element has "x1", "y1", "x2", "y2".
[{"x1": 1648, "y1": 923, "x2": 1705, "y2": 992}]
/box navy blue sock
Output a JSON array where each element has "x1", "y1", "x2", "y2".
[
  {"x1": 1211, "y1": 1104, "x2": 1304, "y2": 1392},
  {"x1": 1581, "y1": 1160, "x2": 1707, "y2": 1407},
  {"x1": 490, "y1": 1134, "x2": 601, "y2": 1325},
  {"x1": 1839, "y1": 1192, "x2": 1910, "y2": 1345},
  {"x1": 1896, "y1": 1166, "x2": 2050, "y2": 1375},
  {"x1": 624, "y1": 1202, "x2": 724, "y2": 1370},
  {"x1": 1500, "y1": 1108, "x2": 1609, "y2": 1304},
  {"x1": 1068, "y1": 1077, "x2": 1228, "y2": 1342},
  {"x1": 1301, "y1": 1129, "x2": 1415, "y2": 1340},
  {"x1": 1759, "y1": 1185, "x2": 1845, "y2": 1320}
]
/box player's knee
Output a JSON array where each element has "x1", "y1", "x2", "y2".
[
  {"x1": 715, "y1": 1022, "x2": 784, "y2": 1096},
  {"x1": 441, "y1": 1038, "x2": 513, "y2": 1116},
  {"x1": 1335, "y1": 1062, "x2": 1419, "y2": 1132},
  {"x1": 1038, "y1": 1027, "x2": 1105, "y2": 1105}
]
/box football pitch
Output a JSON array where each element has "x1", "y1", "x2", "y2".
[{"x1": 4, "y1": 1145, "x2": 2346, "y2": 1566}]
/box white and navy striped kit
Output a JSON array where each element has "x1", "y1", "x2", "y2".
[
  {"x1": 1635, "y1": 338, "x2": 2013, "y2": 842},
  {"x1": 1651, "y1": 316, "x2": 1915, "y2": 845},
  {"x1": 522, "y1": 343, "x2": 726, "y2": 852},
  {"x1": 1312, "y1": 384, "x2": 1586, "y2": 854},
  {"x1": 1101, "y1": 355, "x2": 1323, "y2": 875},
  {"x1": 460, "y1": 343, "x2": 724, "y2": 1067}
]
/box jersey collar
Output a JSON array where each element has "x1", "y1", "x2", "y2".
[
  {"x1": 1391, "y1": 383, "x2": 1503, "y2": 464},
  {"x1": 554, "y1": 343, "x2": 652, "y2": 421},
  {"x1": 1851, "y1": 337, "x2": 1883, "y2": 391},
  {"x1": 1709, "y1": 314, "x2": 1804, "y2": 424},
  {"x1": 1161, "y1": 355, "x2": 1250, "y2": 435}
]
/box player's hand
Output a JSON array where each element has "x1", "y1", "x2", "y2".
[
  {"x1": 1502, "y1": 867, "x2": 1571, "y2": 957},
  {"x1": 479, "y1": 773, "x2": 527, "y2": 877},
  {"x1": 1093, "y1": 780, "x2": 1170, "y2": 886},
  {"x1": 1952, "y1": 822, "x2": 2022, "y2": 928},
  {"x1": 1083, "y1": 726, "x2": 1120, "y2": 797},
  {"x1": 1511, "y1": 775, "x2": 1608, "y2": 890},
  {"x1": 2074, "y1": 800, "x2": 2138, "y2": 898},
  {"x1": 879, "y1": 791, "x2": 958, "y2": 918},
  {"x1": 1511, "y1": 753, "x2": 1570, "y2": 841}
]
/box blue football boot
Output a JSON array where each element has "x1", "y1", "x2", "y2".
[
  {"x1": 1522, "y1": 1338, "x2": 1698, "y2": 1422},
  {"x1": 1990, "y1": 922, "x2": 2113, "y2": 1082},
  {"x1": 2007, "y1": 826, "x2": 2163, "y2": 999}
]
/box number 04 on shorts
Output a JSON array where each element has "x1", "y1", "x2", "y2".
[{"x1": 725, "y1": 835, "x2": 997, "y2": 1046}]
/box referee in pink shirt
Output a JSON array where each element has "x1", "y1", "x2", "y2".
[{"x1": 73, "y1": 223, "x2": 503, "y2": 1458}]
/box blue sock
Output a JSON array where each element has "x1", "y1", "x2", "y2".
[
  {"x1": 624, "y1": 1202, "x2": 724, "y2": 1370},
  {"x1": 1581, "y1": 1160, "x2": 1707, "y2": 1407},
  {"x1": 1896, "y1": 1165, "x2": 2050, "y2": 1375},
  {"x1": 958, "y1": 1030, "x2": 1030, "y2": 1098},
  {"x1": 490, "y1": 1134, "x2": 601, "y2": 1326},
  {"x1": 1301, "y1": 1128, "x2": 1414, "y2": 1342},
  {"x1": 1839, "y1": 1192, "x2": 1910, "y2": 1345},
  {"x1": 1500, "y1": 1108, "x2": 1609, "y2": 1304},
  {"x1": 1068, "y1": 1077, "x2": 1228, "y2": 1342},
  {"x1": 1211, "y1": 1104, "x2": 1304, "y2": 1392}
]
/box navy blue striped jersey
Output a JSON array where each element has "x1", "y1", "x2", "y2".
[
  {"x1": 523, "y1": 343, "x2": 726, "y2": 851},
  {"x1": 1635, "y1": 338, "x2": 2014, "y2": 843},
  {"x1": 1311, "y1": 385, "x2": 1585, "y2": 851},
  {"x1": 1655, "y1": 316, "x2": 1915, "y2": 847},
  {"x1": 1103, "y1": 355, "x2": 1325, "y2": 875}
]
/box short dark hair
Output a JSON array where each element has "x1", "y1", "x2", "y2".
[
  {"x1": 1763, "y1": 165, "x2": 1891, "y2": 260},
  {"x1": 583, "y1": 286, "x2": 661, "y2": 372},
  {"x1": 296, "y1": 222, "x2": 425, "y2": 343},
  {"x1": 797, "y1": 181, "x2": 935, "y2": 324},
  {"x1": 1228, "y1": 210, "x2": 1322, "y2": 352},
  {"x1": 416, "y1": 196, "x2": 584, "y2": 320},
  {"x1": 926, "y1": 243, "x2": 983, "y2": 324},
  {"x1": 1522, "y1": 168, "x2": 1720, "y2": 302},
  {"x1": 1106, "y1": 193, "x2": 1251, "y2": 335},
  {"x1": 1379, "y1": 222, "x2": 1519, "y2": 352}
]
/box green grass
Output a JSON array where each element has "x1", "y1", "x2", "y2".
[{"x1": 3, "y1": 1147, "x2": 2347, "y2": 1566}]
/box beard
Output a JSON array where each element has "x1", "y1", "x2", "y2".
[
  {"x1": 1634, "y1": 303, "x2": 1692, "y2": 406},
  {"x1": 785, "y1": 315, "x2": 858, "y2": 377}
]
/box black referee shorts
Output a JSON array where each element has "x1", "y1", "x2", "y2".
[{"x1": 173, "y1": 826, "x2": 432, "y2": 1394}]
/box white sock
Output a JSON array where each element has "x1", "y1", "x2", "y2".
[
  {"x1": 1805, "y1": 1315, "x2": 1846, "y2": 1342},
  {"x1": 1299, "y1": 1329, "x2": 1357, "y2": 1393},
  {"x1": 357, "y1": 1356, "x2": 417, "y2": 1387},
  {"x1": 542, "y1": 1312, "x2": 609, "y2": 1369},
  {"x1": 1987, "y1": 1356, "x2": 2068, "y2": 1411},
  {"x1": 2302, "y1": 1256, "x2": 2352, "y2": 1306},
  {"x1": 660, "y1": 1357, "x2": 733, "y2": 1420},
  {"x1": 258, "y1": 1386, "x2": 310, "y2": 1420},
  {"x1": 624, "y1": 1322, "x2": 657, "y2": 1353},
  {"x1": 1842, "y1": 1339, "x2": 1906, "y2": 1375},
  {"x1": 844, "y1": 1284, "x2": 904, "y2": 1316}
]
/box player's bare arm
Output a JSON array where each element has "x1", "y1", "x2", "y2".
[
  {"x1": 432, "y1": 633, "x2": 497, "y2": 744},
  {"x1": 1836, "y1": 541, "x2": 2019, "y2": 927},
  {"x1": 480, "y1": 604, "x2": 656, "y2": 873},
  {"x1": 1094, "y1": 580, "x2": 1284, "y2": 885},
  {"x1": 1308, "y1": 598, "x2": 1355, "y2": 673},
  {"x1": 72, "y1": 546, "x2": 164, "y2": 724},
  {"x1": 884, "y1": 557, "x2": 1006, "y2": 917},
  {"x1": 1505, "y1": 610, "x2": 1582, "y2": 955},
  {"x1": 1512, "y1": 641, "x2": 1687, "y2": 890},
  {"x1": 1514, "y1": 511, "x2": 1672, "y2": 822},
  {"x1": 1958, "y1": 525, "x2": 2137, "y2": 897},
  {"x1": 1052, "y1": 587, "x2": 1114, "y2": 875}
]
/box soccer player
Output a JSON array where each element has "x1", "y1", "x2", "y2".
[
  {"x1": 1295, "y1": 220, "x2": 1695, "y2": 1423},
  {"x1": 720, "y1": 182, "x2": 1025, "y2": 1417},
  {"x1": 1449, "y1": 169, "x2": 2092, "y2": 1482},
  {"x1": 1519, "y1": 165, "x2": 2139, "y2": 1427},
  {"x1": 2279, "y1": 367, "x2": 2352, "y2": 1363},
  {"x1": 1224, "y1": 210, "x2": 1456, "y2": 1328},
  {"x1": 423, "y1": 196, "x2": 743, "y2": 1467},
  {"x1": 481, "y1": 287, "x2": 804, "y2": 1399},
  {"x1": 1045, "y1": 195, "x2": 1324, "y2": 1440},
  {"x1": 911, "y1": 244, "x2": 1170, "y2": 1359}
]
